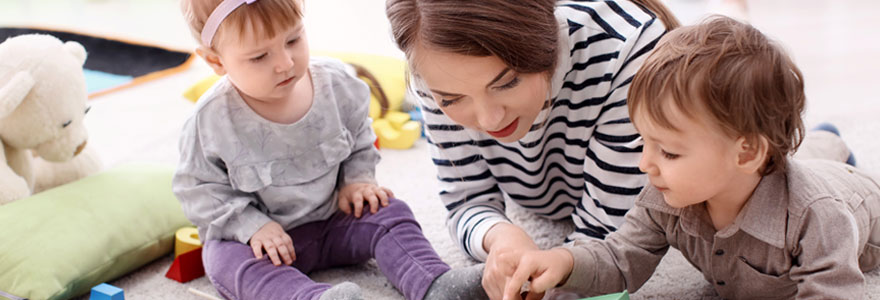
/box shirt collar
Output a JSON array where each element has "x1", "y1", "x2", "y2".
[
  {"x1": 730, "y1": 170, "x2": 788, "y2": 248},
  {"x1": 636, "y1": 169, "x2": 789, "y2": 248},
  {"x1": 636, "y1": 187, "x2": 717, "y2": 240}
]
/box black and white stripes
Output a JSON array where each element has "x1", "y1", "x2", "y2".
[{"x1": 417, "y1": 0, "x2": 667, "y2": 261}]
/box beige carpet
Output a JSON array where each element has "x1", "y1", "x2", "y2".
[{"x1": 68, "y1": 137, "x2": 880, "y2": 299}]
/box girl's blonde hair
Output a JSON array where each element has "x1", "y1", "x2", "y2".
[
  {"x1": 628, "y1": 16, "x2": 806, "y2": 175},
  {"x1": 386, "y1": 0, "x2": 679, "y2": 75},
  {"x1": 181, "y1": 0, "x2": 302, "y2": 48}
]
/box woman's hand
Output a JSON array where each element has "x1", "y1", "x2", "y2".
[
  {"x1": 249, "y1": 221, "x2": 295, "y2": 266},
  {"x1": 502, "y1": 248, "x2": 575, "y2": 300},
  {"x1": 338, "y1": 183, "x2": 394, "y2": 218},
  {"x1": 482, "y1": 223, "x2": 540, "y2": 299}
]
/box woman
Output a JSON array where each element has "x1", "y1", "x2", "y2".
[{"x1": 386, "y1": 0, "x2": 678, "y2": 297}]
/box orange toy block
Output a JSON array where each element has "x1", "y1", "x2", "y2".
[{"x1": 165, "y1": 248, "x2": 205, "y2": 283}]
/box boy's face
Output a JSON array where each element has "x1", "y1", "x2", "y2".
[
  {"x1": 412, "y1": 46, "x2": 550, "y2": 143},
  {"x1": 634, "y1": 100, "x2": 743, "y2": 208},
  {"x1": 212, "y1": 21, "x2": 310, "y2": 105}
]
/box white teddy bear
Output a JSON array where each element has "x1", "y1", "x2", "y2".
[{"x1": 0, "y1": 34, "x2": 102, "y2": 205}]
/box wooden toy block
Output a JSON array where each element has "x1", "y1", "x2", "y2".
[
  {"x1": 174, "y1": 227, "x2": 202, "y2": 258},
  {"x1": 90, "y1": 283, "x2": 124, "y2": 300},
  {"x1": 165, "y1": 247, "x2": 205, "y2": 283},
  {"x1": 581, "y1": 291, "x2": 629, "y2": 300}
]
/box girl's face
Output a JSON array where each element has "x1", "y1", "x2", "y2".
[
  {"x1": 412, "y1": 46, "x2": 550, "y2": 143},
  {"x1": 212, "y1": 21, "x2": 310, "y2": 105}
]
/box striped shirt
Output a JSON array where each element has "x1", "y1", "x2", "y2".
[{"x1": 414, "y1": 0, "x2": 668, "y2": 261}]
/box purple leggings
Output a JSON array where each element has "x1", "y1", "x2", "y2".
[{"x1": 202, "y1": 198, "x2": 450, "y2": 300}]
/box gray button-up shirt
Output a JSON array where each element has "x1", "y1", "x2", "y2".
[
  {"x1": 173, "y1": 57, "x2": 379, "y2": 244},
  {"x1": 563, "y1": 159, "x2": 880, "y2": 299}
]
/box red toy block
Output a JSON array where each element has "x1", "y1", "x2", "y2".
[{"x1": 165, "y1": 247, "x2": 205, "y2": 283}]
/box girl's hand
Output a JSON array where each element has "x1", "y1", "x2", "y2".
[
  {"x1": 249, "y1": 221, "x2": 295, "y2": 266},
  {"x1": 482, "y1": 223, "x2": 539, "y2": 300},
  {"x1": 338, "y1": 183, "x2": 394, "y2": 218},
  {"x1": 502, "y1": 248, "x2": 575, "y2": 300}
]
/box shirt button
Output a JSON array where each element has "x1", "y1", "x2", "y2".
[
  {"x1": 716, "y1": 281, "x2": 726, "y2": 286},
  {"x1": 715, "y1": 249, "x2": 724, "y2": 256}
]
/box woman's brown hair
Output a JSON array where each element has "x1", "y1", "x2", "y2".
[
  {"x1": 181, "y1": 0, "x2": 302, "y2": 48},
  {"x1": 628, "y1": 15, "x2": 806, "y2": 175},
  {"x1": 386, "y1": 0, "x2": 680, "y2": 75}
]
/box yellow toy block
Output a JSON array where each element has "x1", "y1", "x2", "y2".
[
  {"x1": 174, "y1": 227, "x2": 202, "y2": 258},
  {"x1": 372, "y1": 118, "x2": 421, "y2": 150}
]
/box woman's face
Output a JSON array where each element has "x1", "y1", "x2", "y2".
[{"x1": 413, "y1": 46, "x2": 550, "y2": 142}]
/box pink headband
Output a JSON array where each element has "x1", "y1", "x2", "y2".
[{"x1": 201, "y1": 0, "x2": 258, "y2": 47}]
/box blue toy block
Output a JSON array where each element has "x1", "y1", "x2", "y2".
[
  {"x1": 90, "y1": 283, "x2": 124, "y2": 300},
  {"x1": 581, "y1": 291, "x2": 629, "y2": 300}
]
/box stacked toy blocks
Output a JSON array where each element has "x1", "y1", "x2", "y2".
[{"x1": 165, "y1": 226, "x2": 205, "y2": 283}]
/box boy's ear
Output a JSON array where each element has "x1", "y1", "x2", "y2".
[
  {"x1": 735, "y1": 136, "x2": 769, "y2": 174},
  {"x1": 196, "y1": 47, "x2": 227, "y2": 76}
]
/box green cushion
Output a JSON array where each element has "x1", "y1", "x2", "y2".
[{"x1": 0, "y1": 163, "x2": 191, "y2": 300}]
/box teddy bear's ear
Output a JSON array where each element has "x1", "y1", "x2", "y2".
[
  {"x1": 0, "y1": 71, "x2": 35, "y2": 119},
  {"x1": 63, "y1": 41, "x2": 88, "y2": 66}
]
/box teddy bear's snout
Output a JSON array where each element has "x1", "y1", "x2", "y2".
[{"x1": 75, "y1": 140, "x2": 87, "y2": 156}]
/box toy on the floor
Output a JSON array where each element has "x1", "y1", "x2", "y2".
[
  {"x1": 174, "y1": 226, "x2": 202, "y2": 257},
  {"x1": 89, "y1": 283, "x2": 124, "y2": 300},
  {"x1": 181, "y1": 51, "x2": 423, "y2": 149},
  {"x1": 0, "y1": 33, "x2": 103, "y2": 205},
  {"x1": 188, "y1": 287, "x2": 223, "y2": 300},
  {"x1": 346, "y1": 61, "x2": 421, "y2": 150},
  {"x1": 166, "y1": 226, "x2": 206, "y2": 283},
  {"x1": 581, "y1": 291, "x2": 629, "y2": 300}
]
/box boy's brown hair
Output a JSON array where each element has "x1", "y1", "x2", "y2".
[
  {"x1": 628, "y1": 15, "x2": 805, "y2": 175},
  {"x1": 180, "y1": 0, "x2": 303, "y2": 49}
]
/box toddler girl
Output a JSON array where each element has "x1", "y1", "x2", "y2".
[{"x1": 173, "y1": 0, "x2": 486, "y2": 299}]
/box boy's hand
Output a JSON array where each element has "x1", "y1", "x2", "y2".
[
  {"x1": 502, "y1": 248, "x2": 575, "y2": 300},
  {"x1": 249, "y1": 221, "x2": 295, "y2": 266},
  {"x1": 338, "y1": 183, "x2": 394, "y2": 218}
]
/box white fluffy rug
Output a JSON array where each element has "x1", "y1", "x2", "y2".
[{"x1": 73, "y1": 137, "x2": 880, "y2": 300}]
